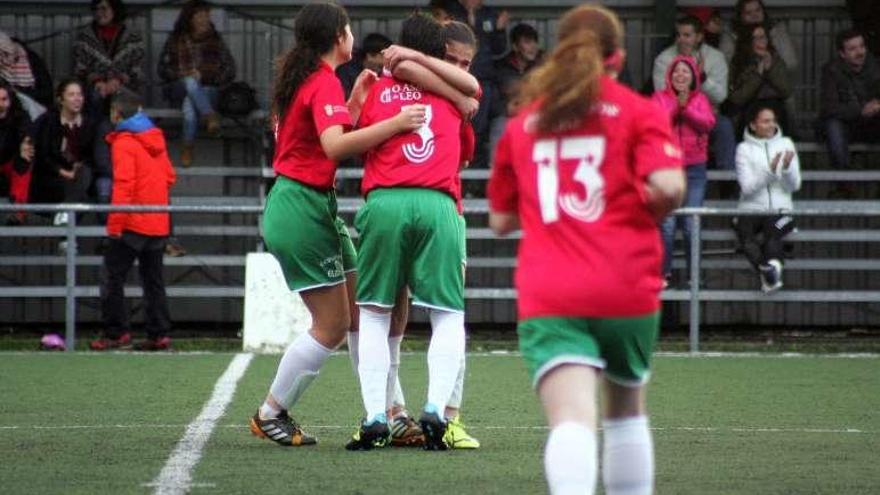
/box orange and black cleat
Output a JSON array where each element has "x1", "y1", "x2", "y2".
[{"x1": 249, "y1": 410, "x2": 317, "y2": 447}]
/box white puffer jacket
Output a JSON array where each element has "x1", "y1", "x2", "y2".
[{"x1": 736, "y1": 126, "x2": 801, "y2": 211}]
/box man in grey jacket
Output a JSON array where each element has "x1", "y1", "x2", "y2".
[
  {"x1": 820, "y1": 29, "x2": 880, "y2": 169},
  {"x1": 654, "y1": 15, "x2": 735, "y2": 170}
]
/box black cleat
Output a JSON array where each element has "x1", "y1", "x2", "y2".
[
  {"x1": 419, "y1": 410, "x2": 448, "y2": 451},
  {"x1": 345, "y1": 419, "x2": 391, "y2": 451},
  {"x1": 249, "y1": 410, "x2": 317, "y2": 446}
]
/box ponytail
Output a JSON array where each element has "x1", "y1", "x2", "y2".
[{"x1": 271, "y1": 45, "x2": 320, "y2": 120}]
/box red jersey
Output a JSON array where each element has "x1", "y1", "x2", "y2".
[
  {"x1": 450, "y1": 123, "x2": 476, "y2": 214},
  {"x1": 488, "y1": 76, "x2": 683, "y2": 319},
  {"x1": 359, "y1": 75, "x2": 462, "y2": 199},
  {"x1": 273, "y1": 62, "x2": 352, "y2": 190}
]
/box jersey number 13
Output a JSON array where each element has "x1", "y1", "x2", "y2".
[{"x1": 533, "y1": 136, "x2": 607, "y2": 224}]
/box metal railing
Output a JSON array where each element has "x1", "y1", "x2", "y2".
[{"x1": 1, "y1": 203, "x2": 879, "y2": 352}]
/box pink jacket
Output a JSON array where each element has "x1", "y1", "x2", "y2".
[{"x1": 651, "y1": 55, "x2": 716, "y2": 166}]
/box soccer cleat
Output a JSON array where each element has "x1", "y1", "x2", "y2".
[
  {"x1": 389, "y1": 413, "x2": 425, "y2": 447},
  {"x1": 443, "y1": 415, "x2": 480, "y2": 449},
  {"x1": 345, "y1": 418, "x2": 391, "y2": 451},
  {"x1": 249, "y1": 410, "x2": 317, "y2": 447},
  {"x1": 760, "y1": 259, "x2": 783, "y2": 293},
  {"x1": 89, "y1": 332, "x2": 132, "y2": 351},
  {"x1": 419, "y1": 409, "x2": 448, "y2": 451},
  {"x1": 132, "y1": 336, "x2": 172, "y2": 351}
]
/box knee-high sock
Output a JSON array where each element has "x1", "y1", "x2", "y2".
[
  {"x1": 267, "y1": 332, "x2": 332, "y2": 411},
  {"x1": 358, "y1": 308, "x2": 391, "y2": 421},
  {"x1": 544, "y1": 422, "x2": 597, "y2": 495},
  {"x1": 602, "y1": 416, "x2": 654, "y2": 495},
  {"x1": 426, "y1": 310, "x2": 465, "y2": 412},
  {"x1": 386, "y1": 335, "x2": 405, "y2": 410},
  {"x1": 446, "y1": 355, "x2": 466, "y2": 413}
]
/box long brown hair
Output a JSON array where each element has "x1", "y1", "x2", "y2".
[
  {"x1": 517, "y1": 4, "x2": 622, "y2": 134},
  {"x1": 271, "y1": 2, "x2": 349, "y2": 120}
]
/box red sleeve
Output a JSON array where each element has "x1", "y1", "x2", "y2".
[
  {"x1": 488, "y1": 126, "x2": 517, "y2": 213},
  {"x1": 310, "y1": 76, "x2": 352, "y2": 135},
  {"x1": 107, "y1": 140, "x2": 135, "y2": 237},
  {"x1": 633, "y1": 98, "x2": 683, "y2": 180},
  {"x1": 459, "y1": 123, "x2": 475, "y2": 163}
]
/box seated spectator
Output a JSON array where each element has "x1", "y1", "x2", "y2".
[
  {"x1": 726, "y1": 23, "x2": 793, "y2": 136},
  {"x1": 720, "y1": 0, "x2": 798, "y2": 72},
  {"x1": 683, "y1": 7, "x2": 723, "y2": 48},
  {"x1": 495, "y1": 23, "x2": 542, "y2": 116},
  {"x1": 653, "y1": 15, "x2": 735, "y2": 170},
  {"x1": 92, "y1": 90, "x2": 175, "y2": 351},
  {"x1": 0, "y1": 80, "x2": 33, "y2": 225},
  {"x1": 0, "y1": 30, "x2": 53, "y2": 118},
  {"x1": 336, "y1": 32, "x2": 392, "y2": 99},
  {"x1": 819, "y1": 29, "x2": 880, "y2": 170},
  {"x1": 652, "y1": 56, "x2": 716, "y2": 286},
  {"x1": 734, "y1": 104, "x2": 800, "y2": 293},
  {"x1": 158, "y1": 0, "x2": 236, "y2": 167},
  {"x1": 28, "y1": 78, "x2": 98, "y2": 226}
]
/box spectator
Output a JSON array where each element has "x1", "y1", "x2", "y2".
[
  {"x1": 820, "y1": 29, "x2": 880, "y2": 170},
  {"x1": 0, "y1": 30, "x2": 53, "y2": 118},
  {"x1": 91, "y1": 90, "x2": 175, "y2": 351},
  {"x1": 336, "y1": 33, "x2": 392, "y2": 99},
  {"x1": 683, "y1": 7, "x2": 722, "y2": 48},
  {"x1": 720, "y1": 0, "x2": 798, "y2": 72},
  {"x1": 0, "y1": 80, "x2": 33, "y2": 225},
  {"x1": 653, "y1": 15, "x2": 735, "y2": 170},
  {"x1": 428, "y1": 0, "x2": 454, "y2": 24},
  {"x1": 495, "y1": 23, "x2": 542, "y2": 116},
  {"x1": 28, "y1": 78, "x2": 98, "y2": 226},
  {"x1": 652, "y1": 56, "x2": 716, "y2": 286},
  {"x1": 734, "y1": 104, "x2": 800, "y2": 293},
  {"x1": 158, "y1": 0, "x2": 236, "y2": 167},
  {"x1": 726, "y1": 24, "x2": 793, "y2": 135},
  {"x1": 445, "y1": 0, "x2": 509, "y2": 168}
]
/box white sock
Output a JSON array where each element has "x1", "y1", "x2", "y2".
[
  {"x1": 386, "y1": 335, "x2": 404, "y2": 411},
  {"x1": 446, "y1": 354, "x2": 466, "y2": 413},
  {"x1": 258, "y1": 400, "x2": 281, "y2": 420},
  {"x1": 426, "y1": 309, "x2": 465, "y2": 412},
  {"x1": 347, "y1": 331, "x2": 359, "y2": 377},
  {"x1": 602, "y1": 416, "x2": 654, "y2": 495},
  {"x1": 267, "y1": 332, "x2": 332, "y2": 411},
  {"x1": 358, "y1": 308, "x2": 391, "y2": 422},
  {"x1": 545, "y1": 422, "x2": 597, "y2": 495}
]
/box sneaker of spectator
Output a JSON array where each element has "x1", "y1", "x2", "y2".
[
  {"x1": 133, "y1": 335, "x2": 171, "y2": 351},
  {"x1": 89, "y1": 331, "x2": 132, "y2": 351},
  {"x1": 39, "y1": 333, "x2": 66, "y2": 351},
  {"x1": 165, "y1": 238, "x2": 187, "y2": 257}
]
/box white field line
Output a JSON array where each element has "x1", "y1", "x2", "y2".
[
  {"x1": 148, "y1": 353, "x2": 253, "y2": 495},
  {"x1": 0, "y1": 423, "x2": 872, "y2": 435}
]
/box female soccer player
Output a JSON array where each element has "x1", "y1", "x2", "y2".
[
  {"x1": 249, "y1": 2, "x2": 426, "y2": 447},
  {"x1": 488, "y1": 5, "x2": 685, "y2": 494}
]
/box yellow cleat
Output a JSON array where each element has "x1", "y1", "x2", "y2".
[{"x1": 443, "y1": 415, "x2": 480, "y2": 449}]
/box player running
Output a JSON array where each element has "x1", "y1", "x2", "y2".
[
  {"x1": 488, "y1": 5, "x2": 684, "y2": 494},
  {"x1": 249, "y1": 2, "x2": 426, "y2": 447}
]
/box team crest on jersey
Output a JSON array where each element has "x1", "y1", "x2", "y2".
[
  {"x1": 324, "y1": 104, "x2": 347, "y2": 117},
  {"x1": 403, "y1": 105, "x2": 434, "y2": 164}
]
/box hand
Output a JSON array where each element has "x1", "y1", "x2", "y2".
[
  {"x1": 395, "y1": 104, "x2": 427, "y2": 132},
  {"x1": 783, "y1": 150, "x2": 795, "y2": 169},
  {"x1": 457, "y1": 97, "x2": 479, "y2": 120},
  {"x1": 383, "y1": 45, "x2": 423, "y2": 71},
  {"x1": 350, "y1": 69, "x2": 378, "y2": 105},
  {"x1": 770, "y1": 152, "x2": 782, "y2": 173},
  {"x1": 861, "y1": 99, "x2": 880, "y2": 117},
  {"x1": 677, "y1": 90, "x2": 689, "y2": 107},
  {"x1": 497, "y1": 10, "x2": 510, "y2": 31},
  {"x1": 58, "y1": 168, "x2": 76, "y2": 180},
  {"x1": 19, "y1": 137, "x2": 34, "y2": 162}
]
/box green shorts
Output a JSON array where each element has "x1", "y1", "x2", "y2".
[
  {"x1": 355, "y1": 188, "x2": 464, "y2": 312},
  {"x1": 517, "y1": 312, "x2": 660, "y2": 388},
  {"x1": 457, "y1": 214, "x2": 467, "y2": 265},
  {"x1": 262, "y1": 176, "x2": 356, "y2": 292}
]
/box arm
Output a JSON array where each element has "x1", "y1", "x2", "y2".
[
  {"x1": 771, "y1": 24, "x2": 799, "y2": 71},
  {"x1": 679, "y1": 94, "x2": 717, "y2": 133},
  {"x1": 764, "y1": 55, "x2": 793, "y2": 98},
  {"x1": 487, "y1": 128, "x2": 520, "y2": 236},
  {"x1": 701, "y1": 48, "x2": 729, "y2": 105},
  {"x1": 487, "y1": 10, "x2": 508, "y2": 57},
  {"x1": 106, "y1": 143, "x2": 135, "y2": 237},
  {"x1": 644, "y1": 169, "x2": 685, "y2": 220},
  {"x1": 217, "y1": 38, "x2": 237, "y2": 86},
  {"x1": 386, "y1": 46, "x2": 479, "y2": 96},
  {"x1": 393, "y1": 61, "x2": 477, "y2": 118},
  {"x1": 727, "y1": 66, "x2": 763, "y2": 106},
  {"x1": 319, "y1": 106, "x2": 424, "y2": 162},
  {"x1": 72, "y1": 31, "x2": 97, "y2": 83},
  {"x1": 489, "y1": 212, "x2": 519, "y2": 236},
  {"x1": 735, "y1": 143, "x2": 773, "y2": 197},
  {"x1": 156, "y1": 36, "x2": 180, "y2": 83},
  {"x1": 778, "y1": 140, "x2": 801, "y2": 193},
  {"x1": 110, "y1": 28, "x2": 145, "y2": 89},
  {"x1": 652, "y1": 52, "x2": 669, "y2": 94}
]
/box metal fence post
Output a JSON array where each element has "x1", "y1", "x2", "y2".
[
  {"x1": 64, "y1": 209, "x2": 77, "y2": 351},
  {"x1": 689, "y1": 213, "x2": 701, "y2": 353}
]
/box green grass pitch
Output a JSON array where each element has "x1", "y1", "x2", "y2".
[{"x1": 1, "y1": 352, "x2": 878, "y2": 494}]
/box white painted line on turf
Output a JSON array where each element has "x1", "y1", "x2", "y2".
[{"x1": 148, "y1": 352, "x2": 253, "y2": 495}]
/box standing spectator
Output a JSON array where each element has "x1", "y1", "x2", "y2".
[
  {"x1": 336, "y1": 33, "x2": 392, "y2": 99},
  {"x1": 0, "y1": 30, "x2": 53, "y2": 118},
  {"x1": 653, "y1": 15, "x2": 735, "y2": 170},
  {"x1": 28, "y1": 79, "x2": 98, "y2": 225},
  {"x1": 91, "y1": 90, "x2": 176, "y2": 351},
  {"x1": 445, "y1": 0, "x2": 509, "y2": 168},
  {"x1": 495, "y1": 23, "x2": 542, "y2": 116},
  {"x1": 734, "y1": 104, "x2": 800, "y2": 293},
  {"x1": 720, "y1": 0, "x2": 798, "y2": 72},
  {"x1": 727, "y1": 24, "x2": 793, "y2": 135},
  {"x1": 0, "y1": 80, "x2": 33, "y2": 225},
  {"x1": 158, "y1": 0, "x2": 236, "y2": 167},
  {"x1": 820, "y1": 29, "x2": 880, "y2": 170},
  {"x1": 652, "y1": 56, "x2": 715, "y2": 286}
]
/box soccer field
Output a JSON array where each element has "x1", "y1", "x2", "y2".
[{"x1": 1, "y1": 351, "x2": 878, "y2": 494}]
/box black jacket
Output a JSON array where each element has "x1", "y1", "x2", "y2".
[
  {"x1": 820, "y1": 54, "x2": 880, "y2": 122},
  {"x1": 0, "y1": 109, "x2": 30, "y2": 173},
  {"x1": 29, "y1": 110, "x2": 98, "y2": 204},
  {"x1": 447, "y1": 2, "x2": 507, "y2": 83}
]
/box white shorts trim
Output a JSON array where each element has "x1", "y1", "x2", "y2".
[
  {"x1": 533, "y1": 355, "x2": 606, "y2": 389},
  {"x1": 356, "y1": 300, "x2": 395, "y2": 309},
  {"x1": 411, "y1": 300, "x2": 465, "y2": 315},
  {"x1": 604, "y1": 370, "x2": 651, "y2": 388},
  {"x1": 294, "y1": 278, "x2": 346, "y2": 294}
]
